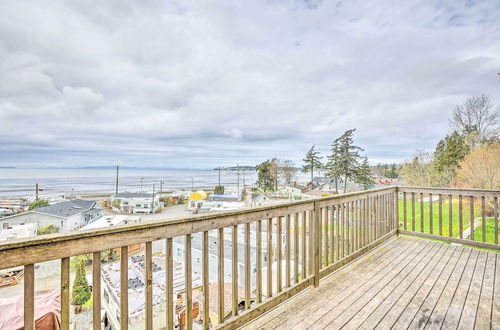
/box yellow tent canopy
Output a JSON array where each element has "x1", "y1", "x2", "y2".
[{"x1": 189, "y1": 190, "x2": 208, "y2": 200}]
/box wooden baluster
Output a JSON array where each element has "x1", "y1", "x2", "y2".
[
  {"x1": 232, "y1": 225, "x2": 238, "y2": 316},
  {"x1": 24, "y1": 264, "x2": 35, "y2": 330},
  {"x1": 301, "y1": 211, "x2": 306, "y2": 279},
  {"x1": 93, "y1": 252, "x2": 102, "y2": 330},
  {"x1": 375, "y1": 196, "x2": 379, "y2": 239},
  {"x1": 470, "y1": 196, "x2": 475, "y2": 241},
  {"x1": 256, "y1": 220, "x2": 262, "y2": 303},
  {"x1": 481, "y1": 196, "x2": 486, "y2": 243},
  {"x1": 354, "y1": 200, "x2": 358, "y2": 251},
  {"x1": 202, "y1": 231, "x2": 210, "y2": 329},
  {"x1": 448, "y1": 195, "x2": 453, "y2": 238},
  {"x1": 286, "y1": 214, "x2": 291, "y2": 287},
  {"x1": 429, "y1": 193, "x2": 433, "y2": 234},
  {"x1": 308, "y1": 210, "x2": 314, "y2": 276},
  {"x1": 323, "y1": 207, "x2": 328, "y2": 266},
  {"x1": 363, "y1": 198, "x2": 370, "y2": 245},
  {"x1": 294, "y1": 213, "x2": 299, "y2": 283},
  {"x1": 403, "y1": 192, "x2": 407, "y2": 230},
  {"x1": 335, "y1": 205, "x2": 340, "y2": 262},
  {"x1": 267, "y1": 218, "x2": 273, "y2": 298},
  {"x1": 420, "y1": 193, "x2": 424, "y2": 233},
  {"x1": 346, "y1": 201, "x2": 350, "y2": 254},
  {"x1": 185, "y1": 235, "x2": 193, "y2": 330},
  {"x1": 145, "y1": 242, "x2": 153, "y2": 330},
  {"x1": 459, "y1": 196, "x2": 463, "y2": 239},
  {"x1": 411, "y1": 192, "x2": 415, "y2": 232},
  {"x1": 313, "y1": 202, "x2": 320, "y2": 287},
  {"x1": 61, "y1": 257, "x2": 70, "y2": 330},
  {"x1": 439, "y1": 194, "x2": 443, "y2": 236},
  {"x1": 494, "y1": 197, "x2": 498, "y2": 245},
  {"x1": 330, "y1": 206, "x2": 334, "y2": 263},
  {"x1": 342, "y1": 202, "x2": 346, "y2": 257},
  {"x1": 277, "y1": 216, "x2": 282, "y2": 292},
  {"x1": 120, "y1": 246, "x2": 128, "y2": 330},
  {"x1": 245, "y1": 223, "x2": 251, "y2": 310},
  {"x1": 317, "y1": 209, "x2": 322, "y2": 268},
  {"x1": 217, "y1": 228, "x2": 224, "y2": 323},
  {"x1": 166, "y1": 238, "x2": 174, "y2": 330}
]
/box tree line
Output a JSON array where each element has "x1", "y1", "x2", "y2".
[
  {"x1": 256, "y1": 129, "x2": 374, "y2": 193},
  {"x1": 401, "y1": 94, "x2": 499, "y2": 189}
]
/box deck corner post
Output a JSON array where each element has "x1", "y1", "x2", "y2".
[
  {"x1": 395, "y1": 187, "x2": 400, "y2": 236},
  {"x1": 313, "y1": 201, "x2": 320, "y2": 288}
]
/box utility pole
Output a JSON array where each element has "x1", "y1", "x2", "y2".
[
  {"x1": 115, "y1": 166, "x2": 119, "y2": 194},
  {"x1": 160, "y1": 180, "x2": 163, "y2": 198},
  {"x1": 218, "y1": 168, "x2": 221, "y2": 186},
  {"x1": 141, "y1": 177, "x2": 145, "y2": 193},
  {"x1": 151, "y1": 184, "x2": 155, "y2": 214},
  {"x1": 191, "y1": 178, "x2": 194, "y2": 191},
  {"x1": 243, "y1": 170, "x2": 246, "y2": 192},
  {"x1": 35, "y1": 183, "x2": 39, "y2": 201},
  {"x1": 237, "y1": 164, "x2": 240, "y2": 201}
]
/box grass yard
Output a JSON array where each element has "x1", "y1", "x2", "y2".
[
  {"x1": 398, "y1": 199, "x2": 498, "y2": 245},
  {"x1": 473, "y1": 218, "x2": 498, "y2": 244}
]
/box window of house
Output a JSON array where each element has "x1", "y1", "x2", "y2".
[
  {"x1": 196, "y1": 257, "x2": 200, "y2": 264},
  {"x1": 60, "y1": 220, "x2": 64, "y2": 228},
  {"x1": 143, "y1": 204, "x2": 149, "y2": 208},
  {"x1": 123, "y1": 201, "x2": 128, "y2": 205},
  {"x1": 135, "y1": 204, "x2": 141, "y2": 207}
]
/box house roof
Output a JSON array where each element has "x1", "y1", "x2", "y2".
[
  {"x1": 113, "y1": 192, "x2": 153, "y2": 198},
  {"x1": 34, "y1": 199, "x2": 96, "y2": 218}
]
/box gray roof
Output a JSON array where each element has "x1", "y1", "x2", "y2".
[
  {"x1": 113, "y1": 192, "x2": 153, "y2": 198},
  {"x1": 34, "y1": 199, "x2": 96, "y2": 218},
  {"x1": 82, "y1": 208, "x2": 103, "y2": 215}
]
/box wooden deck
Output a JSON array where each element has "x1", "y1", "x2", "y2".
[{"x1": 242, "y1": 236, "x2": 500, "y2": 330}]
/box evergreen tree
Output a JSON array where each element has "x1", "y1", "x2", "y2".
[
  {"x1": 302, "y1": 145, "x2": 323, "y2": 188},
  {"x1": 354, "y1": 157, "x2": 374, "y2": 190},
  {"x1": 72, "y1": 258, "x2": 91, "y2": 311},
  {"x1": 256, "y1": 160, "x2": 276, "y2": 191},
  {"x1": 325, "y1": 139, "x2": 342, "y2": 193},
  {"x1": 28, "y1": 199, "x2": 48, "y2": 210},
  {"x1": 434, "y1": 131, "x2": 470, "y2": 174}
]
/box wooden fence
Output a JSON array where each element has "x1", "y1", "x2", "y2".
[{"x1": 0, "y1": 186, "x2": 497, "y2": 329}]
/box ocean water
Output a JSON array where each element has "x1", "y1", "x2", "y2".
[{"x1": 0, "y1": 168, "x2": 309, "y2": 197}]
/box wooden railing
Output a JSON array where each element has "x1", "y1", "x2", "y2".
[
  {"x1": 1, "y1": 186, "x2": 497, "y2": 329},
  {"x1": 398, "y1": 187, "x2": 500, "y2": 251}
]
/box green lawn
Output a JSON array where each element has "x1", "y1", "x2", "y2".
[
  {"x1": 398, "y1": 199, "x2": 498, "y2": 245},
  {"x1": 473, "y1": 218, "x2": 498, "y2": 244}
]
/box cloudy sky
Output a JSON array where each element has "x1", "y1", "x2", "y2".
[{"x1": 0, "y1": 0, "x2": 499, "y2": 169}]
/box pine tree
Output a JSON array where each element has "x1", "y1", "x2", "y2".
[
  {"x1": 326, "y1": 129, "x2": 364, "y2": 193},
  {"x1": 433, "y1": 131, "x2": 470, "y2": 181},
  {"x1": 302, "y1": 145, "x2": 323, "y2": 189},
  {"x1": 354, "y1": 157, "x2": 374, "y2": 190},
  {"x1": 256, "y1": 160, "x2": 276, "y2": 191},
  {"x1": 72, "y1": 258, "x2": 91, "y2": 311}
]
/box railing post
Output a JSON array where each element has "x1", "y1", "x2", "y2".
[
  {"x1": 395, "y1": 187, "x2": 399, "y2": 236},
  {"x1": 313, "y1": 201, "x2": 320, "y2": 288}
]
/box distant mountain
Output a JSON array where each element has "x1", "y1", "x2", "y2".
[{"x1": 214, "y1": 166, "x2": 255, "y2": 171}]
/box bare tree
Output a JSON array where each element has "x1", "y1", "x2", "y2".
[
  {"x1": 449, "y1": 94, "x2": 500, "y2": 147},
  {"x1": 278, "y1": 159, "x2": 297, "y2": 184}
]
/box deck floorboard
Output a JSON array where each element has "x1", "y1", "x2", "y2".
[{"x1": 240, "y1": 236, "x2": 498, "y2": 330}]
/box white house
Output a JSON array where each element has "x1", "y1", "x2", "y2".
[
  {"x1": 111, "y1": 192, "x2": 162, "y2": 214},
  {"x1": 0, "y1": 199, "x2": 102, "y2": 233},
  {"x1": 0, "y1": 223, "x2": 37, "y2": 241}
]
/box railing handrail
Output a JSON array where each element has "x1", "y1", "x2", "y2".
[
  {"x1": 398, "y1": 186, "x2": 500, "y2": 197},
  {"x1": 0, "y1": 186, "x2": 395, "y2": 254}
]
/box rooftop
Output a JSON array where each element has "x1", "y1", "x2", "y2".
[{"x1": 32, "y1": 199, "x2": 96, "y2": 217}]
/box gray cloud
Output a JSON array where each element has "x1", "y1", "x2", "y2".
[{"x1": 0, "y1": 0, "x2": 499, "y2": 168}]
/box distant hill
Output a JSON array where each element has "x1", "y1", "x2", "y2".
[{"x1": 214, "y1": 166, "x2": 255, "y2": 171}]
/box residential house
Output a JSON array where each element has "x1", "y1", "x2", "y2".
[
  {"x1": 111, "y1": 192, "x2": 162, "y2": 214},
  {"x1": 0, "y1": 199, "x2": 102, "y2": 233}
]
